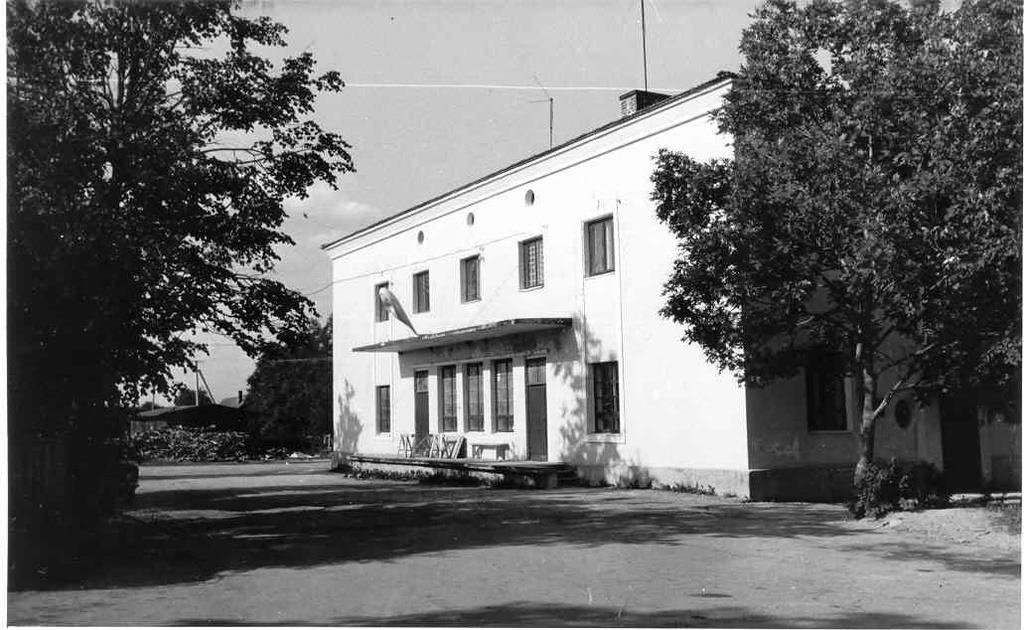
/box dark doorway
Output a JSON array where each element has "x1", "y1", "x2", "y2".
[
  {"x1": 526, "y1": 357, "x2": 548, "y2": 461},
  {"x1": 414, "y1": 370, "x2": 429, "y2": 439},
  {"x1": 940, "y1": 394, "x2": 983, "y2": 492}
]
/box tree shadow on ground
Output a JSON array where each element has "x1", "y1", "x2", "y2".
[
  {"x1": 21, "y1": 464, "x2": 1018, "y2": 594},
  {"x1": 138, "y1": 463, "x2": 333, "y2": 482},
  {"x1": 837, "y1": 540, "x2": 1021, "y2": 577},
  {"x1": 171, "y1": 602, "x2": 974, "y2": 628}
]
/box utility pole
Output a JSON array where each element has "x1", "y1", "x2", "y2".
[
  {"x1": 530, "y1": 76, "x2": 554, "y2": 149},
  {"x1": 194, "y1": 361, "x2": 200, "y2": 406},
  {"x1": 198, "y1": 368, "x2": 215, "y2": 404},
  {"x1": 548, "y1": 97, "x2": 553, "y2": 149},
  {"x1": 641, "y1": 0, "x2": 649, "y2": 91}
]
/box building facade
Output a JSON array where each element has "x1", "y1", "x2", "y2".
[{"x1": 324, "y1": 75, "x2": 1020, "y2": 499}]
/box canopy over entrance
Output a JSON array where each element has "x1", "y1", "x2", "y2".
[{"x1": 352, "y1": 318, "x2": 573, "y2": 353}]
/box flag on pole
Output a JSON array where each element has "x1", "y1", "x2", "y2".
[{"x1": 378, "y1": 286, "x2": 417, "y2": 335}]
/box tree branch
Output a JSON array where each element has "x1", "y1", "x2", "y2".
[
  {"x1": 870, "y1": 375, "x2": 905, "y2": 421},
  {"x1": 200, "y1": 147, "x2": 263, "y2": 155}
]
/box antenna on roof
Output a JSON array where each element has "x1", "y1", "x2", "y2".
[
  {"x1": 529, "y1": 76, "x2": 554, "y2": 149},
  {"x1": 641, "y1": 0, "x2": 649, "y2": 91}
]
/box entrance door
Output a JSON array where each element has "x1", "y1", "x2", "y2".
[
  {"x1": 526, "y1": 357, "x2": 548, "y2": 461},
  {"x1": 414, "y1": 370, "x2": 430, "y2": 440},
  {"x1": 940, "y1": 394, "x2": 982, "y2": 492}
]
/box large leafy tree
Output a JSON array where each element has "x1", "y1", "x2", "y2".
[
  {"x1": 244, "y1": 316, "x2": 332, "y2": 451},
  {"x1": 7, "y1": 2, "x2": 351, "y2": 580},
  {"x1": 8, "y1": 0, "x2": 352, "y2": 434},
  {"x1": 651, "y1": 0, "x2": 1021, "y2": 479}
]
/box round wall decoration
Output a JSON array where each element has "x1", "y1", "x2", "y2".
[
  {"x1": 417, "y1": 230, "x2": 424, "y2": 244},
  {"x1": 525, "y1": 189, "x2": 535, "y2": 206},
  {"x1": 466, "y1": 212, "x2": 475, "y2": 226}
]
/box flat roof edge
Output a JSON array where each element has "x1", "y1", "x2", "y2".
[{"x1": 321, "y1": 72, "x2": 734, "y2": 252}]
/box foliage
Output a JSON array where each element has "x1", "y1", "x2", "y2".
[
  {"x1": 7, "y1": 0, "x2": 353, "y2": 427},
  {"x1": 665, "y1": 482, "x2": 717, "y2": 496},
  {"x1": 245, "y1": 316, "x2": 332, "y2": 451},
  {"x1": 848, "y1": 459, "x2": 949, "y2": 518},
  {"x1": 334, "y1": 465, "x2": 518, "y2": 488},
  {"x1": 128, "y1": 427, "x2": 257, "y2": 462},
  {"x1": 172, "y1": 386, "x2": 215, "y2": 407},
  {"x1": 651, "y1": 0, "x2": 1022, "y2": 478},
  {"x1": 8, "y1": 2, "x2": 349, "y2": 576}
]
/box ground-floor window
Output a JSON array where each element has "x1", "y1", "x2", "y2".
[
  {"x1": 440, "y1": 365, "x2": 457, "y2": 432},
  {"x1": 493, "y1": 358, "x2": 513, "y2": 432},
  {"x1": 464, "y1": 362, "x2": 484, "y2": 431},
  {"x1": 376, "y1": 385, "x2": 391, "y2": 434},
  {"x1": 591, "y1": 361, "x2": 620, "y2": 434}
]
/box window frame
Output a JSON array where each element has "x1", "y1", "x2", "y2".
[
  {"x1": 374, "y1": 282, "x2": 390, "y2": 322},
  {"x1": 518, "y1": 236, "x2": 544, "y2": 290},
  {"x1": 439, "y1": 365, "x2": 458, "y2": 432},
  {"x1": 464, "y1": 362, "x2": 484, "y2": 432},
  {"x1": 591, "y1": 361, "x2": 620, "y2": 434},
  {"x1": 412, "y1": 270, "x2": 430, "y2": 313},
  {"x1": 585, "y1": 216, "x2": 616, "y2": 277},
  {"x1": 375, "y1": 385, "x2": 391, "y2": 434},
  {"x1": 805, "y1": 348, "x2": 850, "y2": 433},
  {"x1": 492, "y1": 358, "x2": 514, "y2": 432},
  {"x1": 460, "y1": 255, "x2": 481, "y2": 303}
]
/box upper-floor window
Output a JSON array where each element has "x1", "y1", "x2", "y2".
[
  {"x1": 519, "y1": 237, "x2": 544, "y2": 290},
  {"x1": 464, "y1": 362, "x2": 484, "y2": 431},
  {"x1": 376, "y1": 385, "x2": 391, "y2": 434},
  {"x1": 805, "y1": 348, "x2": 848, "y2": 432},
  {"x1": 591, "y1": 361, "x2": 620, "y2": 434},
  {"x1": 461, "y1": 255, "x2": 480, "y2": 303},
  {"x1": 585, "y1": 217, "x2": 615, "y2": 276},
  {"x1": 413, "y1": 270, "x2": 430, "y2": 313},
  {"x1": 440, "y1": 365, "x2": 457, "y2": 432},
  {"x1": 374, "y1": 282, "x2": 390, "y2": 322}
]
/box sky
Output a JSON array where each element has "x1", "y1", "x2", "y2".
[{"x1": 180, "y1": 0, "x2": 767, "y2": 404}]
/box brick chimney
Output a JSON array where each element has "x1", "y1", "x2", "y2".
[{"x1": 619, "y1": 90, "x2": 669, "y2": 118}]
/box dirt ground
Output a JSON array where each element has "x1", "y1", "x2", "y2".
[{"x1": 7, "y1": 460, "x2": 1021, "y2": 627}]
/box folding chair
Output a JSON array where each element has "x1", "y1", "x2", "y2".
[
  {"x1": 397, "y1": 434, "x2": 413, "y2": 458},
  {"x1": 442, "y1": 435, "x2": 466, "y2": 459},
  {"x1": 412, "y1": 434, "x2": 431, "y2": 458},
  {"x1": 427, "y1": 434, "x2": 444, "y2": 458}
]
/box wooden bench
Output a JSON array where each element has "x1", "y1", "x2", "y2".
[{"x1": 471, "y1": 443, "x2": 511, "y2": 461}]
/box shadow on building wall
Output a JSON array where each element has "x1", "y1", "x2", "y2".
[
  {"x1": 336, "y1": 379, "x2": 363, "y2": 454},
  {"x1": 552, "y1": 317, "x2": 651, "y2": 487}
]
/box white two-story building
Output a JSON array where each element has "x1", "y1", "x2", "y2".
[{"x1": 323, "y1": 74, "x2": 1019, "y2": 499}]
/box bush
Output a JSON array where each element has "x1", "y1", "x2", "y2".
[
  {"x1": 848, "y1": 458, "x2": 949, "y2": 518},
  {"x1": 128, "y1": 427, "x2": 256, "y2": 462}
]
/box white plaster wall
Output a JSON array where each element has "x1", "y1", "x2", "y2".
[
  {"x1": 329, "y1": 81, "x2": 748, "y2": 473},
  {"x1": 611, "y1": 119, "x2": 748, "y2": 472}
]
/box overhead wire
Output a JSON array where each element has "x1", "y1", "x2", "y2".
[{"x1": 344, "y1": 82, "x2": 689, "y2": 92}]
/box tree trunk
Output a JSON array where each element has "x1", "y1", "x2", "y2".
[{"x1": 854, "y1": 367, "x2": 878, "y2": 485}]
